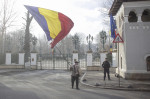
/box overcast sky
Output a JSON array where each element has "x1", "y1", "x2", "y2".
[{"x1": 13, "y1": 0, "x2": 108, "y2": 41}]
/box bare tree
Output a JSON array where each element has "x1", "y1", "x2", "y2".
[
  {"x1": 0, "y1": 0, "x2": 17, "y2": 53},
  {"x1": 99, "y1": 0, "x2": 114, "y2": 26}
]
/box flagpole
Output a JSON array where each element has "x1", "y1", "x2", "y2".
[{"x1": 108, "y1": 32, "x2": 111, "y2": 53}]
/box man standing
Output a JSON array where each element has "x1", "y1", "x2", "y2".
[
  {"x1": 70, "y1": 61, "x2": 80, "y2": 90},
  {"x1": 102, "y1": 58, "x2": 111, "y2": 81}
]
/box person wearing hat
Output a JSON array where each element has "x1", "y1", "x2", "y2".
[
  {"x1": 70, "y1": 60, "x2": 80, "y2": 90},
  {"x1": 102, "y1": 58, "x2": 111, "y2": 81}
]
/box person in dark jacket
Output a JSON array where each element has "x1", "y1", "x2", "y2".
[{"x1": 102, "y1": 58, "x2": 111, "y2": 81}]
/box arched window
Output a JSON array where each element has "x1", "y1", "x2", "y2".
[
  {"x1": 141, "y1": 9, "x2": 150, "y2": 22},
  {"x1": 146, "y1": 56, "x2": 150, "y2": 71},
  {"x1": 128, "y1": 11, "x2": 137, "y2": 22}
]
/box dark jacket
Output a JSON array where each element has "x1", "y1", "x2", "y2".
[{"x1": 102, "y1": 61, "x2": 110, "y2": 69}]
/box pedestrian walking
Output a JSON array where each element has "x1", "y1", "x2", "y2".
[
  {"x1": 102, "y1": 58, "x2": 111, "y2": 81},
  {"x1": 70, "y1": 61, "x2": 81, "y2": 90}
]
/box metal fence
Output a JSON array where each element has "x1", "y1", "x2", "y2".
[
  {"x1": 93, "y1": 52, "x2": 101, "y2": 66},
  {"x1": 39, "y1": 53, "x2": 100, "y2": 70},
  {"x1": 79, "y1": 54, "x2": 87, "y2": 70},
  {"x1": 0, "y1": 53, "x2": 5, "y2": 65},
  {"x1": 39, "y1": 53, "x2": 87, "y2": 70},
  {"x1": 0, "y1": 52, "x2": 100, "y2": 70},
  {"x1": 39, "y1": 54, "x2": 72, "y2": 70}
]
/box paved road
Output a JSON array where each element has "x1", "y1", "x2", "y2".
[{"x1": 0, "y1": 70, "x2": 149, "y2": 99}]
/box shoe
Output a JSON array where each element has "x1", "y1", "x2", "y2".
[
  {"x1": 76, "y1": 88, "x2": 80, "y2": 90},
  {"x1": 108, "y1": 79, "x2": 111, "y2": 81}
]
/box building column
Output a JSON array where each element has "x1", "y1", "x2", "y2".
[{"x1": 137, "y1": 14, "x2": 142, "y2": 22}]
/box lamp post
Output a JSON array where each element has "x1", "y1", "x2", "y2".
[
  {"x1": 100, "y1": 31, "x2": 107, "y2": 51},
  {"x1": 19, "y1": 36, "x2": 24, "y2": 52},
  {"x1": 31, "y1": 36, "x2": 37, "y2": 52},
  {"x1": 72, "y1": 35, "x2": 79, "y2": 51},
  {"x1": 86, "y1": 34, "x2": 93, "y2": 51},
  {"x1": 6, "y1": 35, "x2": 11, "y2": 52}
]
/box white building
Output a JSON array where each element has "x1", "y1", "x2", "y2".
[{"x1": 109, "y1": 0, "x2": 150, "y2": 79}]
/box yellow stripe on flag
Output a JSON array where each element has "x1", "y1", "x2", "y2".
[{"x1": 39, "y1": 8, "x2": 61, "y2": 39}]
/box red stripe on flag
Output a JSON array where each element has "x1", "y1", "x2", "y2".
[{"x1": 51, "y1": 13, "x2": 74, "y2": 48}]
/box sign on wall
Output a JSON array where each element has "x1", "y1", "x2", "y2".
[{"x1": 113, "y1": 33, "x2": 124, "y2": 43}]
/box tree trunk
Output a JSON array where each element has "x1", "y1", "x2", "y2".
[{"x1": 24, "y1": 11, "x2": 33, "y2": 62}]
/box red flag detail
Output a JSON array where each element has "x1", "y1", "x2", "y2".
[{"x1": 51, "y1": 13, "x2": 74, "y2": 48}]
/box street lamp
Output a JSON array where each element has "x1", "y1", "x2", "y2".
[
  {"x1": 100, "y1": 31, "x2": 107, "y2": 51},
  {"x1": 31, "y1": 36, "x2": 37, "y2": 52},
  {"x1": 19, "y1": 36, "x2": 24, "y2": 52},
  {"x1": 6, "y1": 35, "x2": 11, "y2": 52},
  {"x1": 72, "y1": 35, "x2": 79, "y2": 51},
  {"x1": 86, "y1": 34, "x2": 93, "y2": 51}
]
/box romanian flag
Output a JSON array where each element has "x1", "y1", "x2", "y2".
[
  {"x1": 25, "y1": 5, "x2": 74, "y2": 48},
  {"x1": 110, "y1": 14, "x2": 117, "y2": 39}
]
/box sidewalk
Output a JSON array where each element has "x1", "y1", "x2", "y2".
[{"x1": 80, "y1": 71, "x2": 150, "y2": 91}]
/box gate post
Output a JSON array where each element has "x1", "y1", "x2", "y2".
[
  {"x1": 30, "y1": 52, "x2": 37, "y2": 69},
  {"x1": 5, "y1": 52, "x2": 11, "y2": 65},
  {"x1": 73, "y1": 51, "x2": 78, "y2": 64},
  {"x1": 100, "y1": 52, "x2": 107, "y2": 66},
  {"x1": 87, "y1": 51, "x2": 93, "y2": 70},
  {"x1": 19, "y1": 52, "x2": 25, "y2": 65}
]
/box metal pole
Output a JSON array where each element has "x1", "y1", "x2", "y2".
[
  {"x1": 53, "y1": 48, "x2": 55, "y2": 70},
  {"x1": 67, "y1": 54, "x2": 69, "y2": 70},
  {"x1": 118, "y1": 43, "x2": 120, "y2": 87},
  {"x1": 103, "y1": 37, "x2": 104, "y2": 51},
  {"x1": 89, "y1": 40, "x2": 90, "y2": 50}
]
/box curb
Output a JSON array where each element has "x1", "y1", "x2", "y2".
[{"x1": 80, "y1": 72, "x2": 150, "y2": 92}]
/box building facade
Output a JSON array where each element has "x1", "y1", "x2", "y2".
[{"x1": 111, "y1": 0, "x2": 150, "y2": 79}]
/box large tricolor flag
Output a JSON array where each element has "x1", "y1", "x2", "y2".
[
  {"x1": 25, "y1": 5, "x2": 74, "y2": 48},
  {"x1": 110, "y1": 14, "x2": 117, "y2": 39}
]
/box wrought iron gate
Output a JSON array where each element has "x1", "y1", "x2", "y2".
[
  {"x1": 39, "y1": 53, "x2": 72, "y2": 70},
  {"x1": 38, "y1": 53, "x2": 87, "y2": 70}
]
